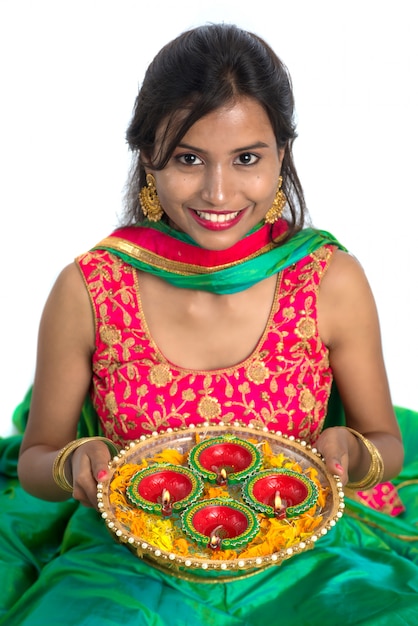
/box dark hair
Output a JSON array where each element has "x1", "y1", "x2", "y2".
[{"x1": 123, "y1": 23, "x2": 308, "y2": 235}]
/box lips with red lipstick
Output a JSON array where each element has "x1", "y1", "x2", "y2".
[{"x1": 191, "y1": 208, "x2": 244, "y2": 230}]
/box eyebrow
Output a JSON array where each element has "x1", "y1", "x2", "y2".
[{"x1": 176, "y1": 141, "x2": 271, "y2": 154}]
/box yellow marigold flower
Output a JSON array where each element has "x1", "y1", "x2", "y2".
[
  {"x1": 130, "y1": 514, "x2": 148, "y2": 537},
  {"x1": 283, "y1": 460, "x2": 303, "y2": 473},
  {"x1": 268, "y1": 453, "x2": 288, "y2": 468},
  {"x1": 152, "y1": 449, "x2": 185, "y2": 465},
  {"x1": 204, "y1": 485, "x2": 230, "y2": 499},
  {"x1": 173, "y1": 538, "x2": 189, "y2": 556},
  {"x1": 261, "y1": 441, "x2": 274, "y2": 458},
  {"x1": 146, "y1": 518, "x2": 175, "y2": 551},
  {"x1": 210, "y1": 549, "x2": 238, "y2": 561}
]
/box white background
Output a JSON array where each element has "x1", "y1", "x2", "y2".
[{"x1": 1, "y1": 0, "x2": 416, "y2": 435}]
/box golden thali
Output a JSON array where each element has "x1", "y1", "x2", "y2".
[{"x1": 97, "y1": 423, "x2": 345, "y2": 582}]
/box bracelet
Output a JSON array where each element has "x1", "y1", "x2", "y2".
[
  {"x1": 52, "y1": 436, "x2": 120, "y2": 492},
  {"x1": 345, "y1": 427, "x2": 384, "y2": 491}
]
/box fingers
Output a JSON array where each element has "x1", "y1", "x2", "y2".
[
  {"x1": 315, "y1": 428, "x2": 349, "y2": 484},
  {"x1": 325, "y1": 457, "x2": 346, "y2": 482},
  {"x1": 71, "y1": 442, "x2": 111, "y2": 508}
]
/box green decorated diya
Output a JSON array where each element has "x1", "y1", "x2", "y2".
[
  {"x1": 188, "y1": 434, "x2": 262, "y2": 485},
  {"x1": 242, "y1": 468, "x2": 318, "y2": 518},
  {"x1": 181, "y1": 498, "x2": 260, "y2": 551},
  {"x1": 126, "y1": 463, "x2": 203, "y2": 517}
]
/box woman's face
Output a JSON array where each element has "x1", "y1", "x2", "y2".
[{"x1": 149, "y1": 96, "x2": 284, "y2": 250}]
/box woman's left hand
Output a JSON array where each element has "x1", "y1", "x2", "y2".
[{"x1": 314, "y1": 427, "x2": 351, "y2": 484}]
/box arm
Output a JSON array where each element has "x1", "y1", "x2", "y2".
[
  {"x1": 317, "y1": 249, "x2": 403, "y2": 484},
  {"x1": 18, "y1": 262, "x2": 112, "y2": 507}
]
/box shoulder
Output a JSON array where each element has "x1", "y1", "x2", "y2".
[
  {"x1": 43, "y1": 262, "x2": 92, "y2": 326},
  {"x1": 320, "y1": 249, "x2": 372, "y2": 300},
  {"x1": 51, "y1": 261, "x2": 87, "y2": 297},
  {"x1": 318, "y1": 250, "x2": 378, "y2": 348},
  {"x1": 36, "y1": 261, "x2": 96, "y2": 356}
]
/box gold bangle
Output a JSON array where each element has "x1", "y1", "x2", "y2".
[
  {"x1": 52, "y1": 436, "x2": 120, "y2": 493},
  {"x1": 345, "y1": 427, "x2": 384, "y2": 491},
  {"x1": 52, "y1": 439, "x2": 81, "y2": 491}
]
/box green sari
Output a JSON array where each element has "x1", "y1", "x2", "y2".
[
  {"x1": 1, "y1": 222, "x2": 417, "y2": 625},
  {"x1": 1, "y1": 391, "x2": 417, "y2": 625}
]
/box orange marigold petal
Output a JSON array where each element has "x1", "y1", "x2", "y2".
[{"x1": 173, "y1": 538, "x2": 189, "y2": 555}]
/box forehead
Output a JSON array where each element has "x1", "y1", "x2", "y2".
[
  {"x1": 187, "y1": 98, "x2": 273, "y2": 136},
  {"x1": 156, "y1": 96, "x2": 275, "y2": 149}
]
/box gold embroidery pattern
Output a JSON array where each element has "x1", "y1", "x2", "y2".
[
  {"x1": 245, "y1": 360, "x2": 270, "y2": 385},
  {"x1": 95, "y1": 236, "x2": 276, "y2": 275},
  {"x1": 197, "y1": 396, "x2": 222, "y2": 420},
  {"x1": 76, "y1": 245, "x2": 335, "y2": 446},
  {"x1": 149, "y1": 363, "x2": 173, "y2": 387}
]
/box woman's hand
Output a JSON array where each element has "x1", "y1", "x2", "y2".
[
  {"x1": 315, "y1": 427, "x2": 351, "y2": 484},
  {"x1": 318, "y1": 251, "x2": 404, "y2": 482},
  {"x1": 315, "y1": 425, "x2": 403, "y2": 488},
  {"x1": 70, "y1": 440, "x2": 113, "y2": 509}
]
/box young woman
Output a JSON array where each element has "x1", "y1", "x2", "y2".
[{"x1": 2, "y1": 23, "x2": 417, "y2": 626}]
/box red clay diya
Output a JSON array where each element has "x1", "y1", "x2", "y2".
[
  {"x1": 126, "y1": 464, "x2": 203, "y2": 517},
  {"x1": 188, "y1": 435, "x2": 262, "y2": 485},
  {"x1": 242, "y1": 469, "x2": 318, "y2": 518},
  {"x1": 181, "y1": 498, "x2": 259, "y2": 551}
]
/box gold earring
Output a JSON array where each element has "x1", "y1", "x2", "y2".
[
  {"x1": 139, "y1": 173, "x2": 164, "y2": 222},
  {"x1": 264, "y1": 176, "x2": 287, "y2": 224}
]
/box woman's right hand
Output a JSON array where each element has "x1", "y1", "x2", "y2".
[{"x1": 18, "y1": 263, "x2": 98, "y2": 503}]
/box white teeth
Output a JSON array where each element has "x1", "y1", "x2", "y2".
[{"x1": 196, "y1": 210, "x2": 239, "y2": 223}]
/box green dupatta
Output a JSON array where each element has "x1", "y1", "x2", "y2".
[{"x1": 92, "y1": 219, "x2": 346, "y2": 295}]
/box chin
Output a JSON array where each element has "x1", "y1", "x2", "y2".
[{"x1": 193, "y1": 231, "x2": 246, "y2": 251}]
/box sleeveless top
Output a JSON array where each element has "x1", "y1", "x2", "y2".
[{"x1": 76, "y1": 244, "x2": 335, "y2": 447}]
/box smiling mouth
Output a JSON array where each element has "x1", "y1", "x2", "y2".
[{"x1": 194, "y1": 210, "x2": 240, "y2": 223}]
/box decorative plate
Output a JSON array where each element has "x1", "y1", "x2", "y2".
[{"x1": 97, "y1": 423, "x2": 345, "y2": 582}]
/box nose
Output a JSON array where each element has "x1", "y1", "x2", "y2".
[{"x1": 200, "y1": 166, "x2": 233, "y2": 206}]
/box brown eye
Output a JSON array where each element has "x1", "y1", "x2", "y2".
[
  {"x1": 236, "y1": 153, "x2": 258, "y2": 165},
  {"x1": 177, "y1": 153, "x2": 203, "y2": 165}
]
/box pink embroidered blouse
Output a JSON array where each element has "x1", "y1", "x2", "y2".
[{"x1": 76, "y1": 245, "x2": 335, "y2": 447}]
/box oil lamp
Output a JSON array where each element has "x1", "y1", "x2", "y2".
[
  {"x1": 126, "y1": 464, "x2": 203, "y2": 517},
  {"x1": 188, "y1": 435, "x2": 262, "y2": 484},
  {"x1": 242, "y1": 469, "x2": 318, "y2": 519}
]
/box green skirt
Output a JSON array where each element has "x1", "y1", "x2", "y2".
[{"x1": 1, "y1": 406, "x2": 417, "y2": 626}]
